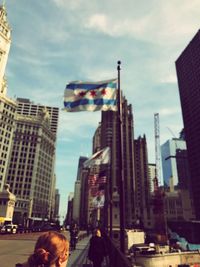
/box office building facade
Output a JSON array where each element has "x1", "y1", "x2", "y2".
[
  {"x1": 148, "y1": 163, "x2": 156, "y2": 193},
  {"x1": 0, "y1": 4, "x2": 11, "y2": 95},
  {"x1": 134, "y1": 135, "x2": 151, "y2": 229},
  {"x1": 176, "y1": 30, "x2": 200, "y2": 219},
  {"x1": 0, "y1": 4, "x2": 17, "y2": 191},
  {"x1": 16, "y1": 98, "x2": 59, "y2": 136},
  {"x1": 6, "y1": 109, "x2": 56, "y2": 224},
  {"x1": 161, "y1": 138, "x2": 186, "y2": 187},
  {"x1": 0, "y1": 94, "x2": 16, "y2": 191}
]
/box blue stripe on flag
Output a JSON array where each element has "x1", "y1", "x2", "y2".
[
  {"x1": 66, "y1": 82, "x2": 116, "y2": 90},
  {"x1": 64, "y1": 98, "x2": 117, "y2": 108}
]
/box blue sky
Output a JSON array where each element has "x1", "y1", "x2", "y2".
[{"x1": 4, "y1": 0, "x2": 200, "y2": 220}]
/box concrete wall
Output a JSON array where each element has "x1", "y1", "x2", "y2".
[{"x1": 133, "y1": 251, "x2": 200, "y2": 267}]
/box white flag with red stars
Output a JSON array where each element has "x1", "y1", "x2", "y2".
[
  {"x1": 63, "y1": 79, "x2": 117, "y2": 112},
  {"x1": 83, "y1": 147, "x2": 110, "y2": 168}
]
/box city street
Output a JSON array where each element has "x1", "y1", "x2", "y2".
[{"x1": 0, "y1": 232, "x2": 70, "y2": 267}]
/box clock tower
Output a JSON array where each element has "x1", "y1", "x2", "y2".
[{"x1": 0, "y1": 3, "x2": 11, "y2": 96}]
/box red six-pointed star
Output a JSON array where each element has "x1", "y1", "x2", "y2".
[
  {"x1": 90, "y1": 90, "x2": 96, "y2": 97},
  {"x1": 101, "y1": 89, "x2": 106, "y2": 95},
  {"x1": 79, "y1": 91, "x2": 86, "y2": 97}
]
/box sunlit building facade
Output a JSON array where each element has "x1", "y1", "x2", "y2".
[
  {"x1": 0, "y1": 4, "x2": 17, "y2": 192},
  {"x1": 6, "y1": 110, "x2": 56, "y2": 224}
]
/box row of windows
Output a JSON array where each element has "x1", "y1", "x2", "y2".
[
  {"x1": 1, "y1": 152, "x2": 7, "y2": 159},
  {"x1": 12, "y1": 145, "x2": 36, "y2": 153},
  {"x1": 34, "y1": 192, "x2": 49, "y2": 199},
  {"x1": 15, "y1": 132, "x2": 39, "y2": 138},
  {"x1": 15, "y1": 202, "x2": 28, "y2": 208},
  {"x1": 3, "y1": 103, "x2": 15, "y2": 112},
  {"x1": 14, "y1": 189, "x2": 30, "y2": 196},
  {"x1": 11, "y1": 155, "x2": 35, "y2": 163},
  {"x1": 17, "y1": 124, "x2": 39, "y2": 131},
  {"x1": 0, "y1": 200, "x2": 7, "y2": 205},
  {"x1": 10, "y1": 183, "x2": 31, "y2": 189},
  {"x1": 0, "y1": 128, "x2": 11, "y2": 137},
  {"x1": 2, "y1": 109, "x2": 15, "y2": 118},
  {"x1": 8, "y1": 166, "x2": 33, "y2": 175},
  {"x1": 18, "y1": 104, "x2": 58, "y2": 113},
  {"x1": 0, "y1": 159, "x2": 6, "y2": 165},
  {"x1": 1, "y1": 115, "x2": 14, "y2": 125},
  {"x1": 0, "y1": 24, "x2": 10, "y2": 37},
  {"x1": 9, "y1": 161, "x2": 35, "y2": 168},
  {"x1": 10, "y1": 156, "x2": 35, "y2": 164},
  {"x1": 0, "y1": 137, "x2": 10, "y2": 145},
  {"x1": 7, "y1": 177, "x2": 32, "y2": 183}
]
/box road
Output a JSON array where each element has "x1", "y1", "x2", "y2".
[{"x1": 0, "y1": 231, "x2": 70, "y2": 267}]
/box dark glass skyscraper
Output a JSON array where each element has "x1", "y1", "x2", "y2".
[{"x1": 176, "y1": 29, "x2": 200, "y2": 219}]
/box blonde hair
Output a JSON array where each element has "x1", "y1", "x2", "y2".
[
  {"x1": 94, "y1": 228, "x2": 101, "y2": 237},
  {"x1": 28, "y1": 231, "x2": 69, "y2": 267}
]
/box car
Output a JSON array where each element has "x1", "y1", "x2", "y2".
[{"x1": 0, "y1": 223, "x2": 18, "y2": 234}]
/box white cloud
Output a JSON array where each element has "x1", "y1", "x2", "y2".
[
  {"x1": 86, "y1": 14, "x2": 108, "y2": 33},
  {"x1": 160, "y1": 74, "x2": 177, "y2": 84},
  {"x1": 159, "y1": 107, "x2": 180, "y2": 116},
  {"x1": 83, "y1": 1, "x2": 200, "y2": 46}
]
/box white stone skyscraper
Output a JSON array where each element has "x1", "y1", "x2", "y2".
[
  {"x1": 6, "y1": 108, "x2": 57, "y2": 225},
  {"x1": 0, "y1": 4, "x2": 11, "y2": 95},
  {"x1": 0, "y1": 4, "x2": 17, "y2": 192}
]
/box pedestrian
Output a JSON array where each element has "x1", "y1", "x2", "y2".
[
  {"x1": 70, "y1": 223, "x2": 79, "y2": 250},
  {"x1": 15, "y1": 231, "x2": 69, "y2": 267},
  {"x1": 88, "y1": 228, "x2": 107, "y2": 267}
]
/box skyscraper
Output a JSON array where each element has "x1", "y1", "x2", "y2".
[
  {"x1": 161, "y1": 138, "x2": 186, "y2": 187},
  {"x1": 101, "y1": 96, "x2": 135, "y2": 228},
  {"x1": 148, "y1": 163, "x2": 156, "y2": 193},
  {"x1": 0, "y1": 4, "x2": 11, "y2": 95},
  {"x1": 176, "y1": 29, "x2": 200, "y2": 219},
  {"x1": 0, "y1": 4, "x2": 16, "y2": 191},
  {"x1": 134, "y1": 135, "x2": 151, "y2": 229},
  {"x1": 73, "y1": 156, "x2": 88, "y2": 226},
  {"x1": 6, "y1": 109, "x2": 56, "y2": 224}
]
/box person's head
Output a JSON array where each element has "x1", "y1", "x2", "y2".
[
  {"x1": 94, "y1": 228, "x2": 101, "y2": 237},
  {"x1": 28, "y1": 231, "x2": 69, "y2": 267}
]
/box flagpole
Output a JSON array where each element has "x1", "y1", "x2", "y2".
[
  {"x1": 109, "y1": 152, "x2": 113, "y2": 238},
  {"x1": 117, "y1": 61, "x2": 125, "y2": 253}
]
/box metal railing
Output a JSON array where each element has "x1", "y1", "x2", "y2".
[{"x1": 104, "y1": 233, "x2": 132, "y2": 267}]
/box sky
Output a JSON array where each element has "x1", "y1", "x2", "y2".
[{"x1": 4, "y1": 0, "x2": 200, "y2": 220}]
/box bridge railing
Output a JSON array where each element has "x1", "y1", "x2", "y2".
[{"x1": 104, "y1": 233, "x2": 132, "y2": 267}]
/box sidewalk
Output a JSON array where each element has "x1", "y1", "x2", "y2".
[{"x1": 67, "y1": 235, "x2": 91, "y2": 267}]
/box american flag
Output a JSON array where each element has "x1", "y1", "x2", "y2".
[
  {"x1": 97, "y1": 170, "x2": 107, "y2": 184},
  {"x1": 90, "y1": 186, "x2": 98, "y2": 197},
  {"x1": 88, "y1": 174, "x2": 98, "y2": 186}
]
